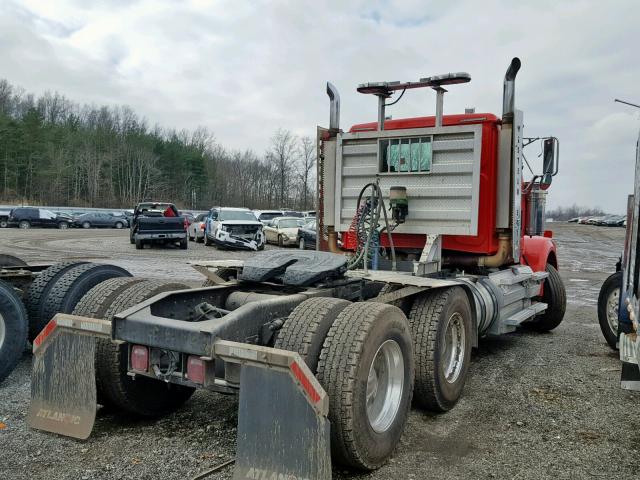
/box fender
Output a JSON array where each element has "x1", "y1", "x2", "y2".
[
  {"x1": 521, "y1": 234, "x2": 558, "y2": 295},
  {"x1": 521, "y1": 234, "x2": 557, "y2": 272}
]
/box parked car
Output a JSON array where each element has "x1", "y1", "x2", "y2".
[
  {"x1": 204, "y1": 207, "x2": 265, "y2": 250},
  {"x1": 130, "y1": 202, "x2": 188, "y2": 249},
  {"x1": 254, "y1": 210, "x2": 286, "y2": 224},
  {"x1": 297, "y1": 219, "x2": 317, "y2": 249},
  {"x1": 188, "y1": 212, "x2": 208, "y2": 242},
  {"x1": 74, "y1": 212, "x2": 128, "y2": 229},
  {"x1": 7, "y1": 207, "x2": 72, "y2": 229},
  {"x1": 0, "y1": 208, "x2": 10, "y2": 228},
  {"x1": 264, "y1": 216, "x2": 302, "y2": 247}
]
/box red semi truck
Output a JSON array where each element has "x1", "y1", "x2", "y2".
[{"x1": 26, "y1": 58, "x2": 565, "y2": 480}]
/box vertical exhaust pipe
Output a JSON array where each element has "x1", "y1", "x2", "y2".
[
  {"x1": 502, "y1": 57, "x2": 521, "y2": 124},
  {"x1": 326, "y1": 82, "x2": 340, "y2": 131}
]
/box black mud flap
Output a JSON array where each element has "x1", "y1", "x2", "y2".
[
  {"x1": 214, "y1": 341, "x2": 331, "y2": 480},
  {"x1": 27, "y1": 315, "x2": 111, "y2": 439}
]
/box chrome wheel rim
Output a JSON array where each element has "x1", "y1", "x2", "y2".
[
  {"x1": 0, "y1": 312, "x2": 5, "y2": 350},
  {"x1": 366, "y1": 339, "x2": 404, "y2": 433},
  {"x1": 59, "y1": 223, "x2": 68, "y2": 229},
  {"x1": 19, "y1": 222, "x2": 29, "y2": 229},
  {"x1": 442, "y1": 312, "x2": 466, "y2": 384},
  {"x1": 607, "y1": 287, "x2": 620, "y2": 335}
]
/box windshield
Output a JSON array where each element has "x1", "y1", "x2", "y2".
[
  {"x1": 259, "y1": 212, "x2": 281, "y2": 221},
  {"x1": 278, "y1": 219, "x2": 299, "y2": 228},
  {"x1": 303, "y1": 220, "x2": 316, "y2": 230},
  {"x1": 219, "y1": 210, "x2": 257, "y2": 222}
]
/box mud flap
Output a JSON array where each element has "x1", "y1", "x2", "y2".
[
  {"x1": 214, "y1": 340, "x2": 331, "y2": 480},
  {"x1": 27, "y1": 314, "x2": 111, "y2": 439}
]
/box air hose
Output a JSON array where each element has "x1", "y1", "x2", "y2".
[{"x1": 347, "y1": 181, "x2": 397, "y2": 272}]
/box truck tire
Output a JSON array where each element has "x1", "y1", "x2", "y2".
[
  {"x1": 0, "y1": 280, "x2": 28, "y2": 384},
  {"x1": 135, "y1": 239, "x2": 143, "y2": 249},
  {"x1": 25, "y1": 261, "x2": 87, "y2": 341},
  {"x1": 37, "y1": 263, "x2": 131, "y2": 336},
  {"x1": 274, "y1": 297, "x2": 350, "y2": 373},
  {"x1": 19, "y1": 220, "x2": 30, "y2": 229},
  {"x1": 598, "y1": 271, "x2": 622, "y2": 350},
  {"x1": 528, "y1": 264, "x2": 567, "y2": 332},
  {"x1": 72, "y1": 277, "x2": 146, "y2": 321},
  {"x1": 96, "y1": 280, "x2": 194, "y2": 417},
  {"x1": 72, "y1": 276, "x2": 145, "y2": 406},
  {"x1": 377, "y1": 284, "x2": 414, "y2": 315},
  {"x1": 316, "y1": 302, "x2": 414, "y2": 470},
  {"x1": 408, "y1": 286, "x2": 472, "y2": 412},
  {"x1": 0, "y1": 254, "x2": 27, "y2": 267},
  {"x1": 179, "y1": 238, "x2": 188, "y2": 250},
  {"x1": 204, "y1": 235, "x2": 212, "y2": 246}
]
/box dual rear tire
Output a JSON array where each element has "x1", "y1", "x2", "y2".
[
  {"x1": 276, "y1": 298, "x2": 414, "y2": 470},
  {"x1": 73, "y1": 279, "x2": 195, "y2": 416}
]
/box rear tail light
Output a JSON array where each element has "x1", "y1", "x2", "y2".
[
  {"x1": 187, "y1": 356, "x2": 206, "y2": 384},
  {"x1": 200, "y1": 223, "x2": 205, "y2": 230},
  {"x1": 131, "y1": 345, "x2": 149, "y2": 372},
  {"x1": 183, "y1": 219, "x2": 189, "y2": 231}
]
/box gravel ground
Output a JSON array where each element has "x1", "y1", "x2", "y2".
[{"x1": 0, "y1": 223, "x2": 637, "y2": 480}]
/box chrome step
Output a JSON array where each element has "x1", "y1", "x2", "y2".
[{"x1": 504, "y1": 302, "x2": 547, "y2": 326}]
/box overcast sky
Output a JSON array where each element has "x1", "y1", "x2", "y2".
[{"x1": 1, "y1": 0, "x2": 639, "y2": 211}]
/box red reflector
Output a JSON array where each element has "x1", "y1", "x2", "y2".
[
  {"x1": 187, "y1": 356, "x2": 206, "y2": 384},
  {"x1": 33, "y1": 319, "x2": 58, "y2": 348},
  {"x1": 130, "y1": 345, "x2": 149, "y2": 372},
  {"x1": 290, "y1": 361, "x2": 321, "y2": 404},
  {"x1": 543, "y1": 230, "x2": 553, "y2": 238}
]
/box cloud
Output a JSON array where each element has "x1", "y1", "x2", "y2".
[{"x1": 1, "y1": 0, "x2": 638, "y2": 211}]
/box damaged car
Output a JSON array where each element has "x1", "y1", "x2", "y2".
[{"x1": 204, "y1": 207, "x2": 265, "y2": 250}]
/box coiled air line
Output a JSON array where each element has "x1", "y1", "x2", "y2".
[{"x1": 347, "y1": 180, "x2": 397, "y2": 272}]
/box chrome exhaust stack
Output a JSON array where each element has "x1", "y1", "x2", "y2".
[
  {"x1": 502, "y1": 57, "x2": 521, "y2": 124},
  {"x1": 326, "y1": 82, "x2": 340, "y2": 131}
]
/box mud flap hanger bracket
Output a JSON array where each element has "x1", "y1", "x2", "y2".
[{"x1": 28, "y1": 314, "x2": 332, "y2": 480}]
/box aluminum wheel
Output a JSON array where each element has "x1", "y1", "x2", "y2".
[
  {"x1": 606, "y1": 287, "x2": 620, "y2": 335},
  {"x1": 366, "y1": 339, "x2": 404, "y2": 433},
  {"x1": 0, "y1": 312, "x2": 5, "y2": 350},
  {"x1": 442, "y1": 312, "x2": 466, "y2": 384}
]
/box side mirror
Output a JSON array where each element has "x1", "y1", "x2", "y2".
[{"x1": 540, "y1": 137, "x2": 558, "y2": 190}]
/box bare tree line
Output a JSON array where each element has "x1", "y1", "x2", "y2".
[{"x1": 0, "y1": 78, "x2": 316, "y2": 210}]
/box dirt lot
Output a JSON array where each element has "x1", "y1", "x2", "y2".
[{"x1": 0, "y1": 223, "x2": 637, "y2": 480}]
